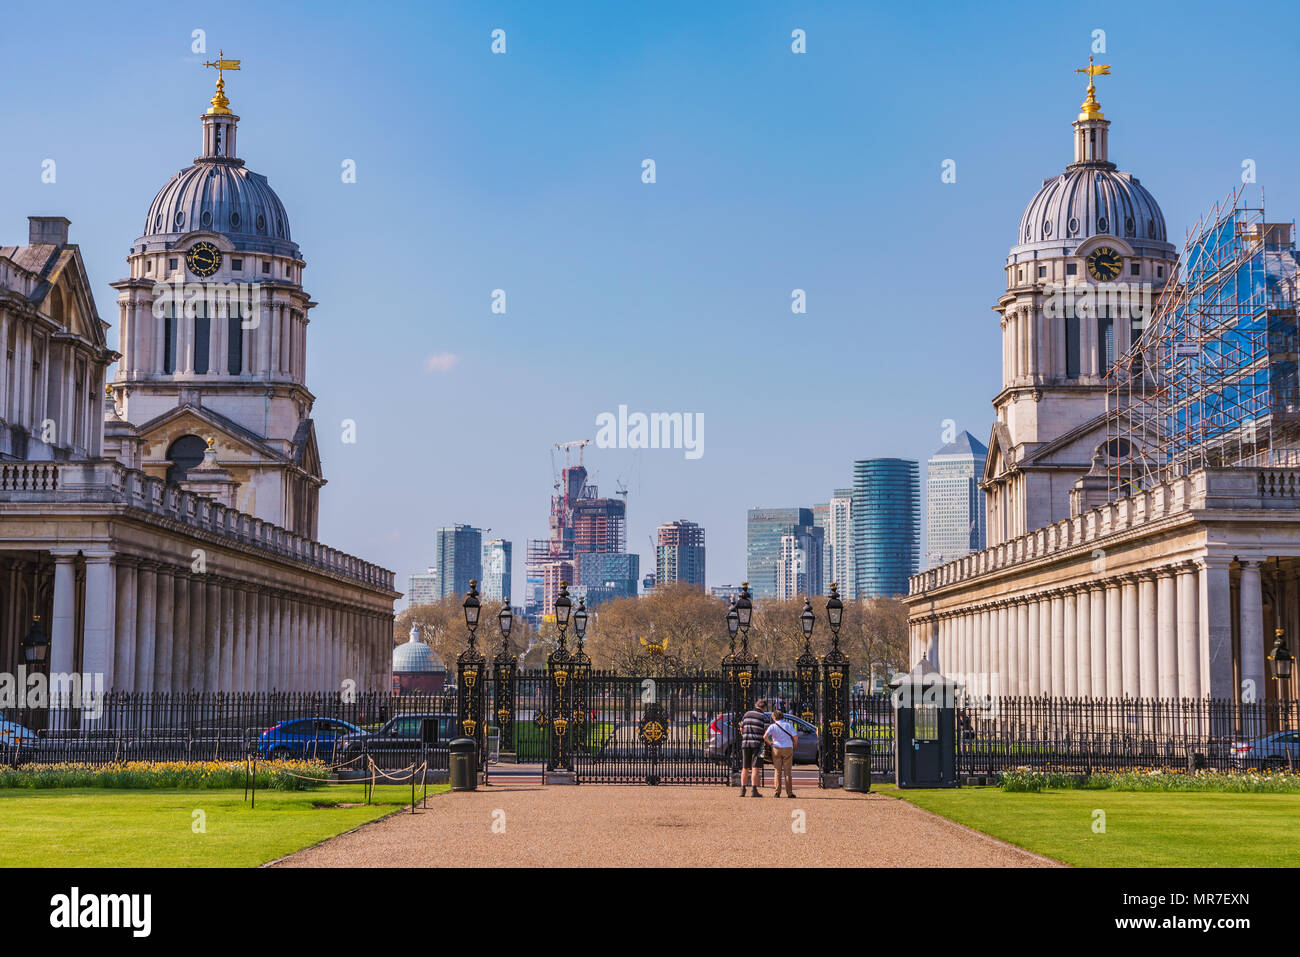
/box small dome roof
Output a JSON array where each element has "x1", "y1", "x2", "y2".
[
  {"x1": 142, "y1": 161, "x2": 294, "y2": 248},
  {"x1": 393, "y1": 632, "x2": 446, "y2": 674},
  {"x1": 1018, "y1": 167, "x2": 1168, "y2": 250}
]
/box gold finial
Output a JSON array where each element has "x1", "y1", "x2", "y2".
[
  {"x1": 1074, "y1": 55, "x2": 1110, "y2": 121},
  {"x1": 204, "y1": 50, "x2": 241, "y2": 115},
  {"x1": 205, "y1": 436, "x2": 215, "y2": 449},
  {"x1": 105, "y1": 383, "x2": 113, "y2": 397}
]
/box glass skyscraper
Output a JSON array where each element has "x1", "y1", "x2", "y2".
[
  {"x1": 746, "y1": 507, "x2": 816, "y2": 599},
  {"x1": 436, "y1": 524, "x2": 483, "y2": 599},
  {"x1": 852, "y1": 459, "x2": 920, "y2": 598},
  {"x1": 925, "y1": 432, "x2": 987, "y2": 569},
  {"x1": 481, "y1": 539, "x2": 512, "y2": 602}
]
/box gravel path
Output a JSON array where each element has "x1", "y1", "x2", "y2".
[{"x1": 272, "y1": 786, "x2": 1060, "y2": 868}]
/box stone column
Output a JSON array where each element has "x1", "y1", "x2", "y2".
[
  {"x1": 1047, "y1": 590, "x2": 1062, "y2": 697},
  {"x1": 50, "y1": 549, "x2": 78, "y2": 681},
  {"x1": 113, "y1": 557, "x2": 138, "y2": 692},
  {"x1": 1027, "y1": 596, "x2": 1041, "y2": 695},
  {"x1": 1200, "y1": 558, "x2": 1234, "y2": 699},
  {"x1": 929, "y1": 616, "x2": 940, "y2": 669},
  {"x1": 1089, "y1": 584, "x2": 1106, "y2": 697},
  {"x1": 1157, "y1": 567, "x2": 1178, "y2": 699},
  {"x1": 172, "y1": 572, "x2": 191, "y2": 691},
  {"x1": 1075, "y1": 585, "x2": 1092, "y2": 697},
  {"x1": 190, "y1": 573, "x2": 206, "y2": 691},
  {"x1": 155, "y1": 566, "x2": 175, "y2": 693},
  {"x1": 1062, "y1": 589, "x2": 1077, "y2": 696},
  {"x1": 205, "y1": 579, "x2": 221, "y2": 691},
  {"x1": 256, "y1": 590, "x2": 271, "y2": 693},
  {"x1": 230, "y1": 585, "x2": 246, "y2": 694},
  {"x1": 1238, "y1": 559, "x2": 1266, "y2": 704},
  {"x1": 1105, "y1": 580, "x2": 1123, "y2": 697},
  {"x1": 1139, "y1": 571, "x2": 1159, "y2": 699},
  {"x1": 1177, "y1": 563, "x2": 1200, "y2": 698},
  {"x1": 135, "y1": 562, "x2": 158, "y2": 694},
  {"x1": 219, "y1": 582, "x2": 235, "y2": 691},
  {"x1": 1121, "y1": 575, "x2": 1140, "y2": 697},
  {"x1": 82, "y1": 550, "x2": 116, "y2": 706},
  {"x1": 1005, "y1": 601, "x2": 1018, "y2": 696},
  {"x1": 979, "y1": 608, "x2": 991, "y2": 685}
]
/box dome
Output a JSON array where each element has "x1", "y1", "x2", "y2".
[
  {"x1": 1017, "y1": 167, "x2": 1167, "y2": 250},
  {"x1": 393, "y1": 632, "x2": 446, "y2": 674},
  {"x1": 142, "y1": 161, "x2": 293, "y2": 247}
]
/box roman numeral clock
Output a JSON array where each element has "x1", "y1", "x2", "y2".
[{"x1": 1086, "y1": 245, "x2": 1123, "y2": 282}]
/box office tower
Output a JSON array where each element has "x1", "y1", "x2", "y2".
[
  {"x1": 481, "y1": 539, "x2": 512, "y2": 602},
  {"x1": 746, "y1": 507, "x2": 816, "y2": 599},
  {"x1": 776, "y1": 526, "x2": 824, "y2": 600},
  {"x1": 926, "y1": 432, "x2": 988, "y2": 568},
  {"x1": 655, "y1": 519, "x2": 706, "y2": 588},
  {"x1": 576, "y1": 551, "x2": 640, "y2": 607},
  {"x1": 407, "y1": 567, "x2": 438, "y2": 607},
  {"x1": 436, "y1": 524, "x2": 483, "y2": 599},
  {"x1": 828, "y1": 488, "x2": 855, "y2": 598},
  {"x1": 852, "y1": 459, "x2": 920, "y2": 598}
]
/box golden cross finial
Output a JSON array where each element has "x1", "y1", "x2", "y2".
[
  {"x1": 203, "y1": 50, "x2": 241, "y2": 115},
  {"x1": 1074, "y1": 54, "x2": 1111, "y2": 121}
]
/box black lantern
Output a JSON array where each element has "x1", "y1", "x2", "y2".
[
  {"x1": 20, "y1": 615, "x2": 48, "y2": 665},
  {"x1": 555, "y1": 581, "x2": 572, "y2": 629},
  {"x1": 726, "y1": 600, "x2": 739, "y2": 640},
  {"x1": 498, "y1": 599, "x2": 513, "y2": 642},
  {"x1": 1271, "y1": 632, "x2": 1294, "y2": 681},
  {"x1": 463, "y1": 579, "x2": 481, "y2": 634},
  {"x1": 826, "y1": 582, "x2": 844, "y2": 630},
  {"x1": 735, "y1": 582, "x2": 752, "y2": 631},
  {"x1": 574, "y1": 598, "x2": 588, "y2": 641},
  {"x1": 800, "y1": 599, "x2": 816, "y2": 639}
]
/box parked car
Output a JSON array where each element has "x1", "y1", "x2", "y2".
[
  {"x1": 0, "y1": 718, "x2": 38, "y2": 754},
  {"x1": 1231, "y1": 730, "x2": 1300, "y2": 769},
  {"x1": 257, "y1": 718, "x2": 363, "y2": 762},
  {"x1": 336, "y1": 713, "x2": 457, "y2": 763},
  {"x1": 705, "y1": 711, "x2": 820, "y2": 765}
]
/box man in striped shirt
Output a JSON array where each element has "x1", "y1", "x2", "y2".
[{"x1": 739, "y1": 698, "x2": 770, "y2": 797}]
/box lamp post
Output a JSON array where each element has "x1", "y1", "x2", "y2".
[
  {"x1": 571, "y1": 597, "x2": 591, "y2": 746},
  {"x1": 546, "y1": 582, "x2": 575, "y2": 775},
  {"x1": 457, "y1": 580, "x2": 486, "y2": 761},
  {"x1": 796, "y1": 599, "x2": 819, "y2": 726},
  {"x1": 820, "y1": 583, "x2": 850, "y2": 785},
  {"x1": 1271, "y1": 631, "x2": 1294, "y2": 771},
  {"x1": 723, "y1": 584, "x2": 758, "y2": 778},
  {"x1": 20, "y1": 615, "x2": 49, "y2": 667},
  {"x1": 493, "y1": 598, "x2": 518, "y2": 758}
]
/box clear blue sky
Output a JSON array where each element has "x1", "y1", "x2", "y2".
[{"x1": 4, "y1": 0, "x2": 1299, "y2": 594}]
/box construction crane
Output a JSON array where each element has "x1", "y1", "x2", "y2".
[{"x1": 555, "y1": 439, "x2": 591, "y2": 469}]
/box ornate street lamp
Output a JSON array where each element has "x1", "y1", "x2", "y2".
[
  {"x1": 796, "y1": 599, "x2": 819, "y2": 726},
  {"x1": 826, "y1": 583, "x2": 844, "y2": 637},
  {"x1": 735, "y1": 582, "x2": 753, "y2": 642},
  {"x1": 573, "y1": 598, "x2": 588, "y2": 648},
  {"x1": 800, "y1": 599, "x2": 816, "y2": 651},
  {"x1": 462, "y1": 579, "x2": 481, "y2": 645},
  {"x1": 547, "y1": 582, "x2": 575, "y2": 774},
  {"x1": 1271, "y1": 633, "x2": 1294, "y2": 682},
  {"x1": 493, "y1": 597, "x2": 518, "y2": 757},
  {"x1": 20, "y1": 615, "x2": 49, "y2": 665},
  {"x1": 457, "y1": 581, "x2": 486, "y2": 754},
  {"x1": 726, "y1": 599, "x2": 739, "y2": 655},
  {"x1": 555, "y1": 582, "x2": 573, "y2": 637},
  {"x1": 820, "y1": 583, "x2": 850, "y2": 783}
]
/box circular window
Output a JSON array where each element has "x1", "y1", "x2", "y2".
[
  {"x1": 1097, "y1": 216, "x2": 1109, "y2": 233},
  {"x1": 174, "y1": 210, "x2": 185, "y2": 228},
  {"x1": 276, "y1": 218, "x2": 284, "y2": 237},
  {"x1": 256, "y1": 213, "x2": 266, "y2": 234},
  {"x1": 200, "y1": 210, "x2": 212, "y2": 227},
  {"x1": 1068, "y1": 217, "x2": 1079, "y2": 235},
  {"x1": 154, "y1": 214, "x2": 162, "y2": 231},
  {"x1": 1042, "y1": 220, "x2": 1052, "y2": 238},
  {"x1": 230, "y1": 211, "x2": 241, "y2": 228},
  {"x1": 1125, "y1": 216, "x2": 1135, "y2": 236}
]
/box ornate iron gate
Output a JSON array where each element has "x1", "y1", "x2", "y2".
[{"x1": 572, "y1": 671, "x2": 731, "y2": 784}]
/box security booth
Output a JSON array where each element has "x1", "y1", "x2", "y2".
[{"x1": 891, "y1": 659, "x2": 958, "y2": 788}]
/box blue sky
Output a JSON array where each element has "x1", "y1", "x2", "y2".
[{"x1": 4, "y1": 0, "x2": 1300, "y2": 595}]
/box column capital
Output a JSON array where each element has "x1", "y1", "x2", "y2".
[{"x1": 81, "y1": 548, "x2": 115, "y2": 563}]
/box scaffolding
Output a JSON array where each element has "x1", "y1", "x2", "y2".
[{"x1": 1106, "y1": 186, "x2": 1300, "y2": 496}]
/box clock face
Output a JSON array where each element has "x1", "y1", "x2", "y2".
[
  {"x1": 185, "y1": 241, "x2": 222, "y2": 278},
  {"x1": 1086, "y1": 246, "x2": 1123, "y2": 282}
]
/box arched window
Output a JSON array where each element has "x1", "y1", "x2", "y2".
[{"x1": 165, "y1": 434, "x2": 208, "y2": 484}]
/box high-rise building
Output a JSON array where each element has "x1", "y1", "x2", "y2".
[
  {"x1": 576, "y1": 551, "x2": 639, "y2": 607},
  {"x1": 926, "y1": 432, "x2": 988, "y2": 569},
  {"x1": 828, "y1": 489, "x2": 855, "y2": 597},
  {"x1": 407, "y1": 567, "x2": 438, "y2": 607},
  {"x1": 436, "y1": 524, "x2": 483, "y2": 599},
  {"x1": 655, "y1": 520, "x2": 706, "y2": 588},
  {"x1": 852, "y1": 459, "x2": 919, "y2": 598},
  {"x1": 481, "y1": 539, "x2": 512, "y2": 602},
  {"x1": 746, "y1": 507, "x2": 815, "y2": 599},
  {"x1": 812, "y1": 503, "x2": 831, "y2": 596},
  {"x1": 709, "y1": 585, "x2": 740, "y2": 601},
  {"x1": 776, "y1": 526, "x2": 824, "y2": 600}
]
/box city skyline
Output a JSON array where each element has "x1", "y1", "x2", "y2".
[{"x1": 10, "y1": 2, "x2": 1300, "y2": 598}]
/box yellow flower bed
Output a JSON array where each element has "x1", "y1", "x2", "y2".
[{"x1": 0, "y1": 759, "x2": 331, "y2": 790}]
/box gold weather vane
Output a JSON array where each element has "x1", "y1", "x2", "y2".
[
  {"x1": 1074, "y1": 55, "x2": 1111, "y2": 120},
  {"x1": 203, "y1": 50, "x2": 241, "y2": 115}
]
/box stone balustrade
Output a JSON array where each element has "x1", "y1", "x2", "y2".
[{"x1": 0, "y1": 459, "x2": 394, "y2": 591}]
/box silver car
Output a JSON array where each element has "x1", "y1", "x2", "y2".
[
  {"x1": 705, "y1": 712, "x2": 820, "y2": 764},
  {"x1": 1231, "y1": 729, "x2": 1300, "y2": 769}
]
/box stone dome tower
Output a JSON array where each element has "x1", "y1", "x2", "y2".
[
  {"x1": 983, "y1": 61, "x2": 1179, "y2": 545},
  {"x1": 107, "y1": 61, "x2": 324, "y2": 537}
]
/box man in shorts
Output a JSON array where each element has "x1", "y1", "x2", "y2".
[{"x1": 739, "y1": 698, "x2": 770, "y2": 797}]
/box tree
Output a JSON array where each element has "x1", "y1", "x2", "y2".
[{"x1": 393, "y1": 597, "x2": 532, "y2": 674}]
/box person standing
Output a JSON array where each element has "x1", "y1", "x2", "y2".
[
  {"x1": 765, "y1": 708, "x2": 799, "y2": 798},
  {"x1": 738, "y1": 698, "x2": 770, "y2": 797}
]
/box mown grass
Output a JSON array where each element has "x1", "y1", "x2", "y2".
[
  {"x1": 881, "y1": 784, "x2": 1300, "y2": 867},
  {"x1": 0, "y1": 784, "x2": 445, "y2": 867}
]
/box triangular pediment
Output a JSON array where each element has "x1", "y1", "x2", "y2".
[{"x1": 135, "y1": 404, "x2": 285, "y2": 462}]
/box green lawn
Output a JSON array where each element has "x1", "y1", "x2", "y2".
[
  {"x1": 880, "y1": 785, "x2": 1300, "y2": 867},
  {"x1": 0, "y1": 785, "x2": 444, "y2": 867}
]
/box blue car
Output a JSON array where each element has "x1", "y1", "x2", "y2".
[{"x1": 258, "y1": 718, "x2": 362, "y2": 762}]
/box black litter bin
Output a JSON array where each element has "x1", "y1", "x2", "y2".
[
  {"x1": 449, "y1": 738, "x2": 478, "y2": 791},
  {"x1": 1186, "y1": 748, "x2": 1208, "y2": 774},
  {"x1": 844, "y1": 738, "x2": 871, "y2": 793}
]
